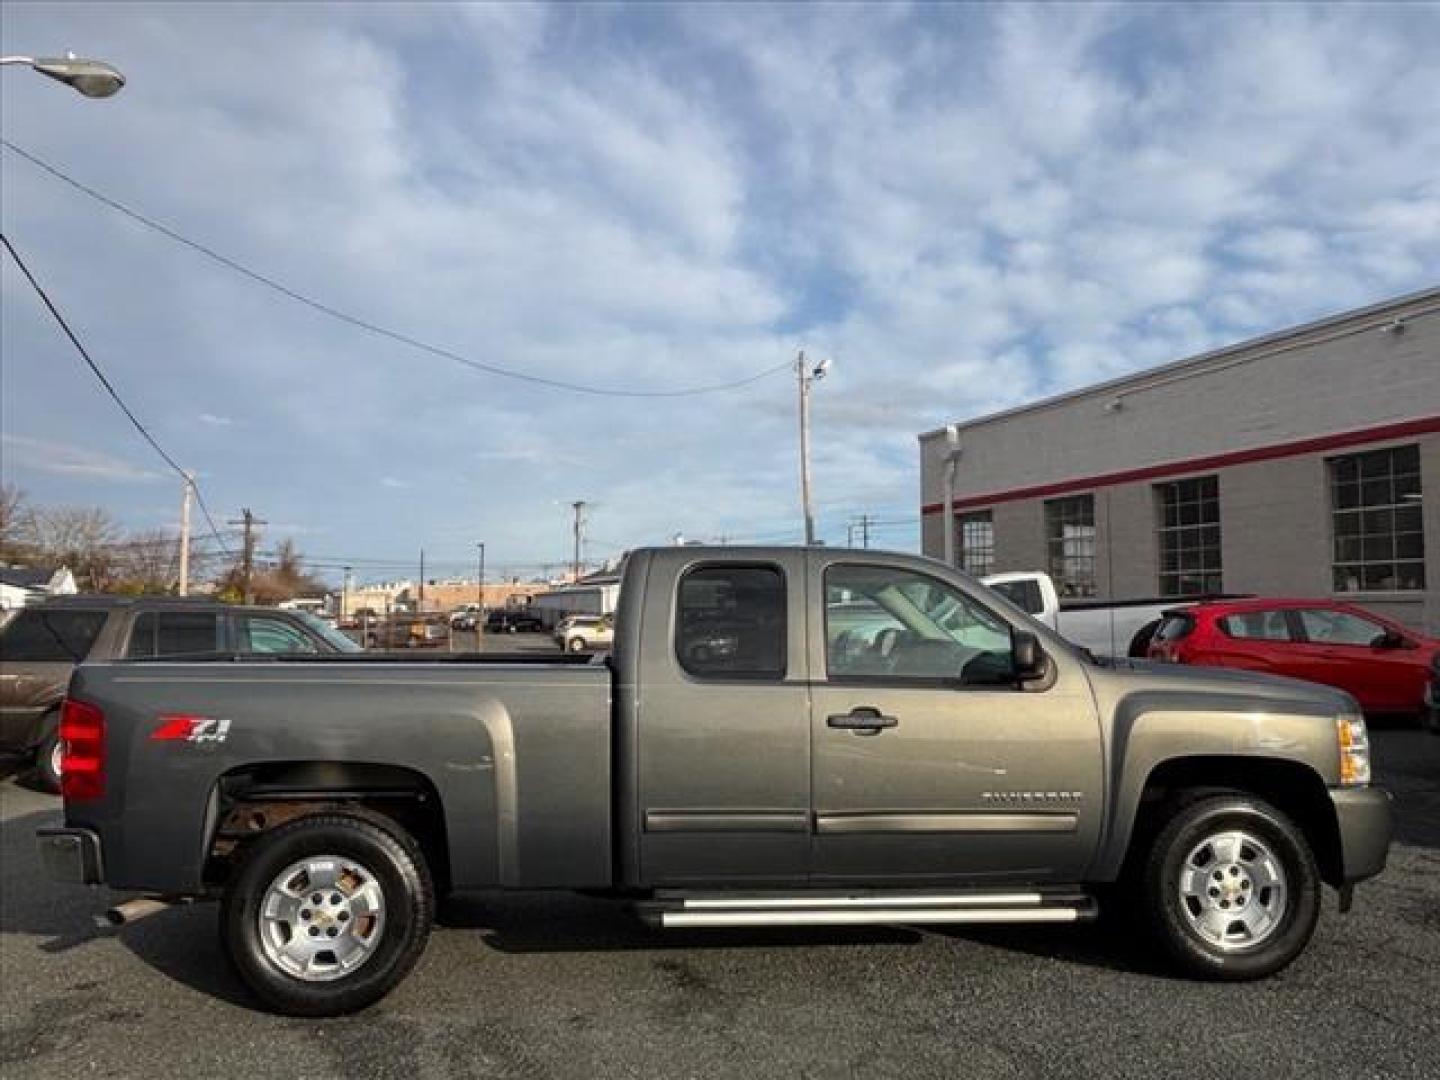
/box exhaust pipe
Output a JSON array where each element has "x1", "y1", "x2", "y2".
[{"x1": 96, "y1": 896, "x2": 171, "y2": 928}]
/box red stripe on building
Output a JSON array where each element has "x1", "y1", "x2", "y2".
[{"x1": 921, "y1": 415, "x2": 1440, "y2": 515}]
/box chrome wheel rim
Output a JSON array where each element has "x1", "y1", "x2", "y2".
[
  {"x1": 258, "y1": 856, "x2": 386, "y2": 982},
  {"x1": 1177, "y1": 829, "x2": 1288, "y2": 952}
]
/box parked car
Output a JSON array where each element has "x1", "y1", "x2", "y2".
[
  {"x1": 982, "y1": 570, "x2": 1243, "y2": 658},
  {"x1": 1147, "y1": 598, "x2": 1440, "y2": 722},
  {"x1": 555, "y1": 613, "x2": 614, "y2": 652},
  {"x1": 0, "y1": 596, "x2": 358, "y2": 791},
  {"x1": 38, "y1": 547, "x2": 1390, "y2": 1015},
  {"x1": 485, "y1": 609, "x2": 543, "y2": 634}
]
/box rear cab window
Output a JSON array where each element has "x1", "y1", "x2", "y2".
[
  {"x1": 0, "y1": 609, "x2": 108, "y2": 662},
  {"x1": 675, "y1": 565, "x2": 786, "y2": 679},
  {"x1": 988, "y1": 578, "x2": 1044, "y2": 615}
]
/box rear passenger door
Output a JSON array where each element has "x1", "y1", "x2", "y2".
[
  {"x1": 634, "y1": 554, "x2": 812, "y2": 885},
  {"x1": 1207, "y1": 610, "x2": 1296, "y2": 673}
]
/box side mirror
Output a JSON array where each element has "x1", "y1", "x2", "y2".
[
  {"x1": 1372, "y1": 629, "x2": 1406, "y2": 649},
  {"x1": 1013, "y1": 631, "x2": 1050, "y2": 680}
]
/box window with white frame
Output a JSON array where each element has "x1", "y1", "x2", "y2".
[
  {"x1": 1044, "y1": 495, "x2": 1096, "y2": 598},
  {"x1": 1330, "y1": 445, "x2": 1424, "y2": 592},
  {"x1": 1155, "y1": 475, "x2": 1222, "y2": 596}
]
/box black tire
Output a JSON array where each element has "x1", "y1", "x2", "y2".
[
  {"x1": 220, "y1": 814, "x2": 433, "y2": 1016},
  {"x1": 34, "y1": 718, "x2": 63, "y2": 795},
  {"x1": 1143, "y1": 793, "x2": 1320, "y2": 980},
  {"x1": 1128, "y1": 619, "x2": 1162, "y2": 658}
]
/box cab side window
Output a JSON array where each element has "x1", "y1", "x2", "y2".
[
  {"x1": 127, "y1": 612, "x2": 221, "y2": 658},
  {"x1": 825, "y1": 564, "x2": 1014, "y2": 685},
  {"x1": 675, "y1": 565, "x2": 786, "y2": 680},
  {"x1": 239, "y1": 616, "x2": 319, "y2": 655}
]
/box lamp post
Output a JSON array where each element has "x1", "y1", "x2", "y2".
[
  {"x1": 796, "y1": 350, "x2": 831, "y2": 546},
  {"x1": 1, "y1": 53, "x2": 125, "y2": 97},
  {"x1": 941, "y1": 424, "x2": 962, "y2": 568}
]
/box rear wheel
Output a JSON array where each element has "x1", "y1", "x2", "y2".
[
  {"x1": 1143, "y1": 794, "x2": 1319, "y2": 980},
  {"x1": 34, "y1": 720, "x2": 63, "y2": 795},
  {"x1": 221, "y1": 814, "x2": 433, "y2": 1016}
]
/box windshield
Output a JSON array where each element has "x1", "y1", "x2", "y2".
[{"x1": 297, "y1": 612, "x2": 364, "y2": 652}]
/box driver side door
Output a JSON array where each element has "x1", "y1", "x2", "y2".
[{"x1": 807, "y1": 556, "x2": 1103, "y2": 885}]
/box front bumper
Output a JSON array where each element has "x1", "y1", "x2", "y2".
[
  {"x1": 1329, "y1": 786, "x2": 1393, "y2": 884},
  {"x1": 36, "y1": 827, "x2": 105, "y2": 885}
]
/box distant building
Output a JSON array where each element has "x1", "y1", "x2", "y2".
[
  {"x1": 919, "y1": 288, "x2": 1439, "y2": 633},
  {"x1": 530, "y1": 567, "x2": 623, "y2": 628},
  {"x1": 0, "y1": 565, "x2": 78, "y2": 611}
]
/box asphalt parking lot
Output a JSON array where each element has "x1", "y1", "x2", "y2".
[{"x1": 2, "y1": 727, "x2": 1437, "y2": 1080}]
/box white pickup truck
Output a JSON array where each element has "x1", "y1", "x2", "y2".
[{"x1": 981, "y1": 570, "x2": 1237, "y2": 658}]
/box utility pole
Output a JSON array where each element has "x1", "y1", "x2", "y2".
[
  {"x1": 418, "y1": 549, "x2": 425, "y2": 612},
  {"x1": 228, "y1": 508, "x2": 266, "y2": 605},
  {"x1": 341, "y1": 565, "x2": 352, "y2": 621},
  {"x1": 476, "y1": 542, "x2": 486, "y2": 613},
  {"x1": 177, "y1": 472, "x2": 194, "y2": 595},
  {"x1": 571, "y1": 501, "x2": 587, "y2": 581},
  {"x1": 795, "y1": 350, "x2": 830, "y2": 545},
  {"x1": 860, "y1": 514, "x2": 871, "y2": 549}
]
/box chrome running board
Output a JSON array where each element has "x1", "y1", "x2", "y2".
[{"x1": 639, "y1": 889, "x2": 1097, "y2": 929}]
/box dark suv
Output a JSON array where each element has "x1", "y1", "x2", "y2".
[
  {"x1": 485, "y1": 609, "x2": 544, "y2": 633},
  {"x1": 0, "y1": 596, "x2": 356, "y2": 791}
]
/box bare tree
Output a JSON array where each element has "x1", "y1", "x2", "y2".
[
  {"x1": 0, "y1": 483, "x2": 37, "y2": 563},
  {"x1": 216, "y1": 536, "x2": 327, "y2": 604},
  {"x1": 110, "y1": 528, "x2": 178, "y2": 595},
  {"x1": 29, "y1": 505, "x2": 123, "y2": 589}
]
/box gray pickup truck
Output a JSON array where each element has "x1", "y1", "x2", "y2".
[{"x1": 37, "y1": 547, "x2": 1392, "y2": 1016}]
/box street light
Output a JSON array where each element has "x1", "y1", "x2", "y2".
[
  {"x1": 796, "y1": 350, "x2": 831, "y2": 546},
  {"x1": 1, "y1": 52, "x2": 126, "y2": 98},
  {"x1": 941, "y1": 424, "x2": 962, "y2": 567}
]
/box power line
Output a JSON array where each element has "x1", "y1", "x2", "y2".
[
  {"x1": 2, "y1": 139, "x2": 794, "y2": 399},
  {"x1": 1, "y1": 231, "x2": 233, "y2": 557}
]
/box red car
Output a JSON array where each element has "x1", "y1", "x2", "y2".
[{"x1": 1148, "y1": 598, "x2": 1440, "y2": 722}]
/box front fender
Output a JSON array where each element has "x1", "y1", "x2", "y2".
[{"x1": 1088, "y1": 690, "x2": 1339, "y2": 880}]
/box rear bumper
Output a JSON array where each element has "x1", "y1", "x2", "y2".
[
  {"x1": 1424, "y1": 681, "x2": 1440, "y2": 734},
  {"x1": 1328, "y1": 787, "x2": 1393, "y2": 884},
  {"x1": 36, "y1": 827, "x2": 105, "y2": 885}
]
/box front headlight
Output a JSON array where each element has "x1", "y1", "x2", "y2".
[{"x1": 1337, "y1": 712, "x2": 1371, "y2": 786}]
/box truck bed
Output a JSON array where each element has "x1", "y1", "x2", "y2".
[{"x1": 64, "y1": 658, "x2": 613, "y2": 894}]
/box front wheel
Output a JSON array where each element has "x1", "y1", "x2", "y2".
[
  {"x1": 1143, "y1": 794, "x2": 1320, "y2": 980},
  {"x1": 221, "y1": 814, "x2": 433, "y2": 1016}
]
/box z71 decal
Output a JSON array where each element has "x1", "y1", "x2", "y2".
[{"x1": 150, "y1": 715, "x2": 232, "y2": 744}]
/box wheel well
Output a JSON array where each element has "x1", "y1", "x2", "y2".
[
  {"x1": 1130, "y1": 756, "x2": 1343, "y2": 887},
  {"x1": 205, "y1": 762, "x2": 451, "y2": 893}
]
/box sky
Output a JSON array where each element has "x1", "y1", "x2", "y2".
[{"x1": 3, "y1": 2, "x2": 1438, "y2": 584}]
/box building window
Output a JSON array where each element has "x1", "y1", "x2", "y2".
[
  {"x1": 1330, "y1": 444, "x2": 1424, "y2": 592},
  {"x1": 955, "y1": 511, "x2": 994, "y2": 576},
  {"x1": 1044, "y1": 495, "x2": 1096, "y2": 598},
  {"x1": 1156, "y1": 475, "x2": 1222, "y2": 596}
]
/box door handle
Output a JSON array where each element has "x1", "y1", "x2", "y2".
[{"x1": 827, "y1": 708, "x2": 898, "y2": 735}]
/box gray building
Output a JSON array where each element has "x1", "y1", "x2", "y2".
[{"x1": 919, "y1": 287, "x2": 1440, "y2": 633}]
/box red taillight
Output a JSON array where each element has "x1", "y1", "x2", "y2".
[{"x1": 59, "y1": 698, "x2": 105, "y2": 802}]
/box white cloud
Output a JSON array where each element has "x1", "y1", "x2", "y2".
[
  {"x1": 1, "y1": 434, "x2": 164, "y2": 483},
  {"x1": 2, "y1": 2, "x2": 1437, "y2": 566}
]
